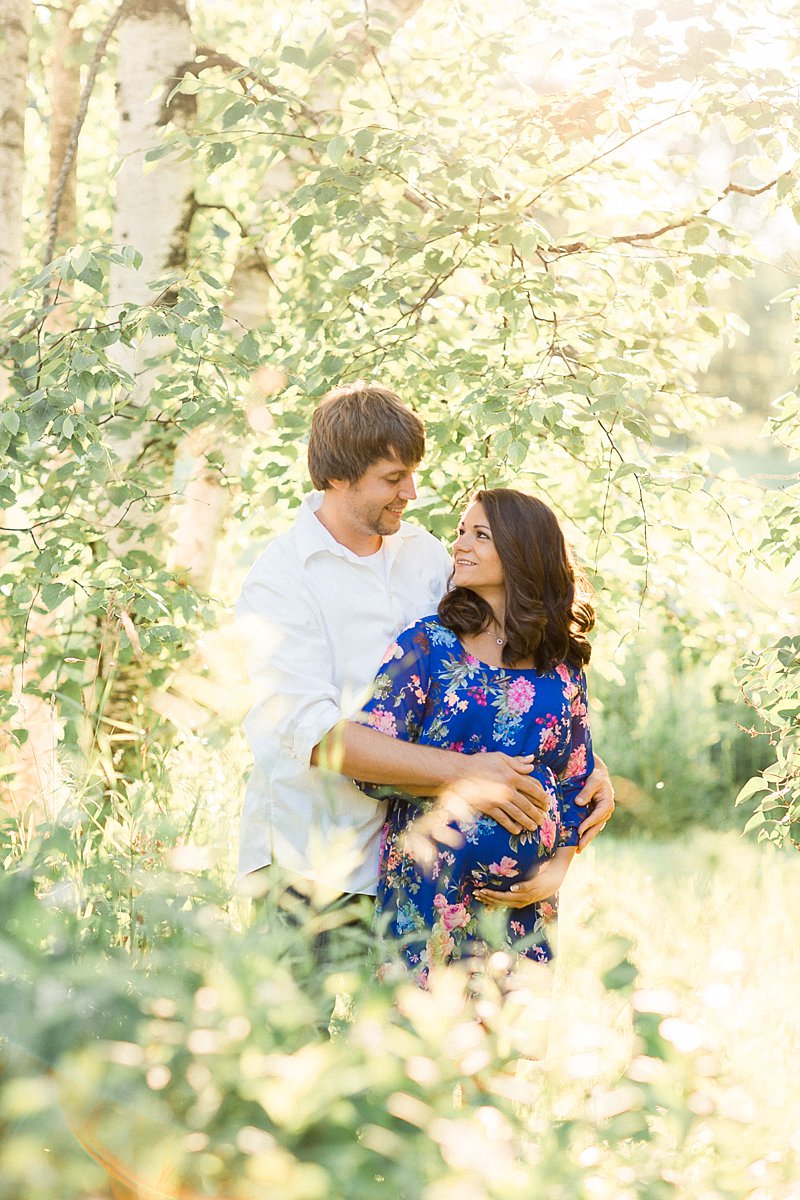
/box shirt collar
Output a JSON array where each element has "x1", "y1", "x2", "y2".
[{"x1": 295, "y1": 491, "x2": 419, "y2": 567}]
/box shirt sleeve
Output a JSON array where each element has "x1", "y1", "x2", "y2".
[
  {"x1": 553, "y1": 667, "x2": 594, "y2": 848},
  {"x1": 236, "y1": 564, "x2": 344, "y2": 772},
  {"x1": 354, "y1": 620, "x2": 433, "y2": 743}
]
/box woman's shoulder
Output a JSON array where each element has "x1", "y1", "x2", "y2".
[
  {"x1": 413, "y1": 614, "x2": 460, "y2": 649},
  {"x1": 548, "y1": 658, "x2": 588, "y2": 693},
  {"x1": 387, "y1": 615, "x2": 458, "y2": 657}
]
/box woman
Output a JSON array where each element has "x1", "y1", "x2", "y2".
[{"x1": 355, "y1": 488, "x2": 595, "y2": 984}]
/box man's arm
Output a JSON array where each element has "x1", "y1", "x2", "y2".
[
  {"x1": 237, "y1": 567, "x2": 345, "y2": 774},
  {"x1": 313, "y1": 720, "x2": 550, "y2": 836}
]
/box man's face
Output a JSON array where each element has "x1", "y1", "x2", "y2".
[{"x1": 342, "y1": 454, "x2": 419, "y2": 538}]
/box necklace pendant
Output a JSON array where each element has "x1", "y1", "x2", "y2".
[{"x1": 496, "y1": 637, "x2": 504, "y2": 645}]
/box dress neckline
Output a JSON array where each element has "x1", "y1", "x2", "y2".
[{"x1": 453, "y1": 636, "x2": 539, "y2": 675}]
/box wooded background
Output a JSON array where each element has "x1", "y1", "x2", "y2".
[
  {"x1": 1, "y1": 0, "x2": 797, "y2": 846},
  {"x1": 1, "y1": 2, "x2": 800, "y2": 1197}
]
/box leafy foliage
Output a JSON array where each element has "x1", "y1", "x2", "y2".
[{"x1": 2, "y1": 823, "x2": 798, "y2": 1200}]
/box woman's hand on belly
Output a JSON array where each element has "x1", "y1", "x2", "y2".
[{"x1": 472, "y1": 848, "x2": 575, "y2": 909}]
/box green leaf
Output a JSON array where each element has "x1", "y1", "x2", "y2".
[
  {"x1": 327, "y1": 136, "x2": 347, "y2": 166},
  {"x1": 222, "y1": 99, "x2": 251, "y2": 128},
  {"x1": 41, "y1": 583, "x2": 71, "y2": 611},
  {"x1": 735, "y1": 776, "x2": 771, "y2": 806},
  {"x1": 684, "y1": 222, "x2": 709, "y2": 246},
  {"x1": 239, "y1": 332, "x2": 260, "y2": 362},
  {"x1": 291, "y1": 215, "x2": 315, "y2": 244},
  {"x1": 354, "y1": 128, "x2": 374, "y2": 157},
  {"x1": 306, "y1": 33, "x2": 334, "y2": 71},
  {"x1": 27, "y1": 401, "x2": 51, "y2": 443},
  {"x1": 281, "y1": 44, "x2": 306, "y2": 66},
  {"x1": 78, "y1": 264, "x2": 105, "y2": 291}
]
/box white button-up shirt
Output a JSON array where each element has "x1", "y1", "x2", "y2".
[{"x1": 237, "y1": 492, "x2": 452, "y2": 894}]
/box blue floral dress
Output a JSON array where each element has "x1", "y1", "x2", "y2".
[{"x1": 356, "y1": 616, "x2": 593, "y2": 984}]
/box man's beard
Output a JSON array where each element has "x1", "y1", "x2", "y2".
[{"x1": 362, "y1": 506, "x2": 402, "y2": 538}]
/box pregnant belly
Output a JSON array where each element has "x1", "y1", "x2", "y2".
[
  {"x1": 388, "y1": 783, "x2": 559, "y2": 893},
  {"x1": 451, "y1": 814, "x2": 556, "y2": 891}
]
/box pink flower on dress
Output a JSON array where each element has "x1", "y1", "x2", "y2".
[
  {"x1": 539, "y1": 900, "x2": 557, "y2": 921},
  {"x1": 465, "y1": 654, "x2": 480, "y2": 666},
  {"x1": 539, "y1": 714, "x2": 559, "y2": 753},
  {"x1": 561, "y1": 744, "x2": 587, "y2": 780},
  {"x1": 507, "y1": 677, "x2": 535, "y2": 716},
  {"x1": 380, "y1": 641, "x2": 404, "y2": 666},
  {"x1": 510, "y1": 920, "x2": 525, "y2": 937},
  {"x1": 539, "y1": 816, "x2": 556, "y2": 851},
  {"x1": 556, "y1": 662, "x2": 578, "y2": 699},
  {"x1": 488, "y1": 856, "x2": 519, "y2": 877},
  {"x1": 366, "y1": 708, "x2": 398, "y2": 737},
  {"x1": 409, "y1": 674, "x2": 428, "y2": 706},
  {"x1": 433, "y1": 893, "x2": 470, "y2": 930}
]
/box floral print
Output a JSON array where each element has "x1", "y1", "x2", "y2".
[{"x1": 357, "y1": 616, "x2": 594, "y2": 986}]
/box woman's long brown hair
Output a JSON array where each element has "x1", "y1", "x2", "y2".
[{"x1": 438, "y1": 488, "x2": 594, "y2": 671}]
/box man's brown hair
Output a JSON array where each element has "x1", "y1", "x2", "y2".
[{"x1": 307, "y1": 383, "x2": 425, "y2": 489}]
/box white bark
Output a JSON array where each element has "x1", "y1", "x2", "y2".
[
  {"x1": 0, "y1": 0, "x2": 32, "y2": 290},
  {"x1": 168, "y1": 293, "x2": 280, "y2": 592},
  {"x1": 109, "y1": 0, "x2": 194, "y2": 306},
  {"x1": 107, "y1": 0, "x2": 194, "y2": 507}
]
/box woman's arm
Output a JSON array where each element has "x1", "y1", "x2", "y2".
[{"x1": 470, "y1": 664, "x2": 593, "y2": 908}]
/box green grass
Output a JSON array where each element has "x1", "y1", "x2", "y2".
[{"x1": 551, "y1": 831, "x2": 800, "y2": 1192}]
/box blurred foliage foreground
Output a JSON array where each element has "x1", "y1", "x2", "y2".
[{"x1": 2, "y1": 819, "x2": 799, "y2": 1200}]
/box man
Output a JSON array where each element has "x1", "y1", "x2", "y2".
[{"x1": 237, "y1": 383, "x2": 614, "y2": 921}]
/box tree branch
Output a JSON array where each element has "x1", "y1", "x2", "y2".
[
  {"x1": 166, "y1": 48, "x2": 317, "y2": 123},
  {"x1": 550, "y1": 173, "x2": 789, "y2": 257},
  {"x1": 44, "y1": 0, "x2": 130, "y2": 268}
]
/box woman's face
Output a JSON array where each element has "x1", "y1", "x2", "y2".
[{"x1": 452, "y1": 500, "x2": 505, "y2": 595}]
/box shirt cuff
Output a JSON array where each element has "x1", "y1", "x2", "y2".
[{"x1": 291, "y1": 708, "x2": 342, "y2": 770}]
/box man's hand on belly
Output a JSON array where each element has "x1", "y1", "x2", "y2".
[{"x1": 441, "y1": 753, "x2": 549, "y2": 835}]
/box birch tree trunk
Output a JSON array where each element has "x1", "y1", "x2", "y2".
[
  {"x1": 0, "y1": 0, "x2": 32, "y2": 291},
  {"x1": 110, "y1": 0, "x2": 194, "y2": 307},
  {"x1": 109, "y1": 0, "x2": 194, "y2": 467},
  {"x1": 97, "y1": 0, "x2": 194, "y2": 782}
]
